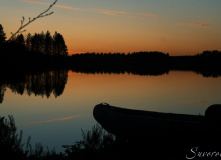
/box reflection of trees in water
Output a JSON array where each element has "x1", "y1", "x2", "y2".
[
  {"x1": 1, "y1": 67, "x2": 221, "y2": 105},
  {"x1": 0, "y1": 70, "x2": 68, "y2": 104}
]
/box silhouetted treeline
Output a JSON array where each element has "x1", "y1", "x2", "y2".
[
  {"x1": 0, "y1": 24, "x2": 68, "y2": 56},
  {"x1": 169, "y1": 50, "x2": 221, "y2": 77},
  {"x1": 1, "y1": 24, "x2": 221, "y2": 77},
  {"x1": 68, "y1": 51, "x2": 170, "y2": 76},
  {"x1": 0, "y1": 70, "x2": 68, "y2": 104},
  {"x1": 196, "y1": 50, "x2": 221, "y2": 57},
  {"x1": 68, "y1": 51, "x2": 221, "y2": 77},
  {"x1": 1, "y1": 49, "x2": 221, "y2": 77}
]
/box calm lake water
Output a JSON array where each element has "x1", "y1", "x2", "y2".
[{"x1": 1, "y1": 70, "x2": 221, "y2": 152}]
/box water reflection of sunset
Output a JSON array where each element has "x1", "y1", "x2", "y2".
[
  {"x1": 1, "y1": 71, "x2": 221, "y2": 152},
  {"x1": 20, "y1": 116, "x2": 77, "y2": 126},
  {"x1": 64, "y1": 71, "x2": 221, "y2": 114}
]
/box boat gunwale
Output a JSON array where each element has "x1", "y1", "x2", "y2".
[{"x1": 96, "y1": 104, "x2": 205, "y2": 123}]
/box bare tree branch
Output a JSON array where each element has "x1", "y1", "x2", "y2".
[{"x1": 8, "y1": 0, "x2": 58, "y2": 41}]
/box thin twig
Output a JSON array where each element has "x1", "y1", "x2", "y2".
[{"x1": 8, "y1": 0, "x2": 58, "y2": 41}]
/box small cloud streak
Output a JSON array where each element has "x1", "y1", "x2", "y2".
[
  {"x1": 136, "y1": 13, "x2": 158, "y2": 17},
  {"x1": 19, "y1": 116, "x2": 79, "y2": 126},
  {"x1": 95, "y1": 9, "x2": 128, "y2": 16},
  {"x1": 55, "y1": 4, "x2": 79, "y2": 10},
  {"x1": 19, "y1": 0, "x2": 50, "y2": 5},
  {"x1": 129, "y1": 16, "x2": 145, "y2": 20},
  {"x1": 180, "y1": 99, "x2": 209, "y2": 105},
  {"x1": 19, "y1": 0, "x2": 79, "y2": 10},
  {"x1": 129, "y1": 13, "x2": 158, "y2": 20},
  {"x1": 178, "y1": 21, "x2": 209, "y2": 28},
  {"x1": 95, "y1": 9, "x2": 158, "y2": 18},
  {"x1": 19, "y1": 0, "x2": 158, "y2": 20}
]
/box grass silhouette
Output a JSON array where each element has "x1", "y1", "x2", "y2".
[
  {"x1": 2, "y1": 114, "x2": 221, "y2": 160},
  {"x1": 0, "y1": 116, "x2": 63, "y2": 160},
  {"x1": 0, "y1": 116, "x2": 116, "y2": 160}
]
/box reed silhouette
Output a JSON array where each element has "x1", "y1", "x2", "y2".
[
  {"x1": 0, "y1": 116, "x2": 115, "y2": 159},
  {"x1": 0, "y1": 115, "x2": 64, "y2": 160},
  {"x1": 2, "y1": 106, "x2": 221, "y2": 160}
]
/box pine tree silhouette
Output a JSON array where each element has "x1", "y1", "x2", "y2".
[
  {"x1": 0, "y1": 24, "x2": 6, "y2": 51},
  {"x1": 26, "y1": 33, "x2": 32, "y2": 52},
  {"x1": 53, "y1": 32, "x2": 68, "y2": 56},
  {"x1": 44, "y1": 31, "x2": 53, "y2": 55}
]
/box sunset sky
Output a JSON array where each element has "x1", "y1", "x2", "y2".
[{"x1": 0, "y1": 0, "x2": 221, "y2": 55}]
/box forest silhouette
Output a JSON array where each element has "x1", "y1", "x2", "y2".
[
  {"x1": 1, "y1": 23, "x2": 221, "y2": 78},
  {"x1": 0, "y1": 24, "x2": 67, "y2": 56},
  {"x1": 1, "y1": 0, "x2": 221, "y2": 158},
  {"x1": 1, "y1": 23, "x2": 221, "y2": 104},
  {"x1": 1, "y1": 12, "x2": 221, "y2": 159},
  {"x1": 1, "y1": 24, "x2": 221, "y2": 76},
  {"x1": 1, "y1": 22, "x2": 221, "y2": 104}
]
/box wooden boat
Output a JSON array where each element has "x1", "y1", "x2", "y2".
[{"x1": 93, "y1": 103, "x2": 221, "y2": 139}]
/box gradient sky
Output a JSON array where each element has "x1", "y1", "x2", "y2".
[{"x1": 0, "y1": 0, "x2": 221, "y2": 55}]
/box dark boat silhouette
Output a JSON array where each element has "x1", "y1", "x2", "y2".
[{"x1": 93, "y1": 103, "x2": 221, "y2": 140}]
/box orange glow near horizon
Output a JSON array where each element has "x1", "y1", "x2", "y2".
[{"x1": 1, "y1": 0, "x2": 220, "y2": 56}]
